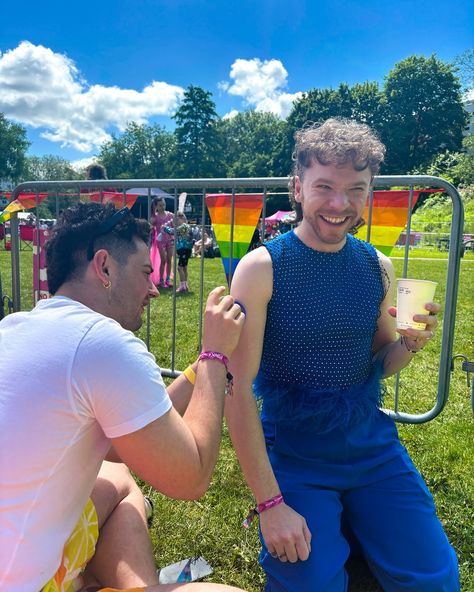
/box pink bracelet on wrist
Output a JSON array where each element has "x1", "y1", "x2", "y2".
[
  {"x1": 243, "y1": 494, "x2": 284, "y2": 528},
  {"x1": 198, "y1": 351, "x2": 233, "y2": 396},
  {"x1": 198, "y1": 351, "x2": 230, "y2": 367},
  {"x1": 257, "y1": 494, "x2": 284, "y2": 513}
]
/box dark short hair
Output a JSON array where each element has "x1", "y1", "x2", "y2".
[
  {"x1": 290, "y1": 118, "x2": 386, "y2": 221},
  {"x1": 46, "y1": 202, "x2": 150, "y2": 295},
  {"x1": 85, "y1": 163, "x2": 108, "y2": 180}
]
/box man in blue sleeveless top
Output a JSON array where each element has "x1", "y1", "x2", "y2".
[{"x1": 226, "y1": 118, "x2": 459, "y2": 591}]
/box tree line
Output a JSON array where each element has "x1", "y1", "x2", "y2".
[{"x1": 1, "y1": 54, "x2": 472, "y2": 189}]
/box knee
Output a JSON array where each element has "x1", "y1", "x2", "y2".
[
  {"x1": 372, "y1": 547, "x2": 460, "y2": 592},
  {"x1": 415, "y1": 550, "x2": 460, "y2": 592},
  {"x1": 115, "y1": 463, "x2": 141, "y2": 498},
  {"x1": 102, "y1": 462, "x2": 140, "y2": 501}
]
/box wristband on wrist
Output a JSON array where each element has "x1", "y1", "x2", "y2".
[
  {"x1": 243, "y1": 494, "x2": 284, "y2": 529},
  {"x1": 198, "y1": 351, "x2": 234, "y2": 396},
  {"x1": 182, "y1": 365, "x2": 196, "y2": 385}
]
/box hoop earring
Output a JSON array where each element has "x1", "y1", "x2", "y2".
[{"x1": 103, "y1": 280, "x2": 111, "y2": 289}]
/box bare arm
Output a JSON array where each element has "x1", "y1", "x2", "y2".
[
  {"x1": 110, "y1": 287, "x2": 245, "y2": 500},
  {"x1": 372, "y1": 252, "x2": 440, "y2": 376},
  {"x1": 225, "y1": 248, "x2": 312, "y2": 563},
  {"x1": 225, "y1": 249, "x2": 279, "y2": 501},
  {"x1": 165, "y1": 361, "x2": 198, "y2": 416}
]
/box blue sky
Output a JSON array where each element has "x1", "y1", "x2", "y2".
[{"x1": 1, "y1": 0, "x2": 472, "y2": 166}]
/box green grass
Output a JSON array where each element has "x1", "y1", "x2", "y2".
[
  {"x1": 1, "y1": 248, "x2": 473, "y2": 591},
  {"x1": 391, "y1": 245, "x2": 474, "y2": 260}
]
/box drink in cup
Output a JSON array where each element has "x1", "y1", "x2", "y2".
[{"x1": 396, "y1": 279, "x2": 437, "y2": 330}]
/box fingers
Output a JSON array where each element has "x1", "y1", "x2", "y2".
[
  {"x1": 412, "y1": 302, "x2": 439, "y2": 329},
  {"x1": 261, "y1": 506, "x2": 311, "y2": 563},
  {"x1": 303, "y1": 521, "x2": 312, "y2": 552},
  {"x1": 425, "y1": 302, "x2": 441, "y2": 315},
  {"x1": 206, "y1": 288, "x2": 246, "y2": 320},
  {"x1": 207, "y1": 285, "x2": 227, "y2": 304},
  {"x1": 387, "y1": 306, "x2": 397, "y2": 318},
  {"x1": 267, "y1": 546, "x2": 294, "y2": 563},
  {"x1": 398, "y1": 302, "x2": 440, "y2": 350},
  {"x1": 268, "y1": 540, "x2": 309, "y2": 563},
  {"x1": 202, "y1": 288, "x2": 246, "y2": 357}
]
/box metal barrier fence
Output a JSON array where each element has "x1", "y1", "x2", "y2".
[{"x1": 4, "y1": 175, "x2": 465, "y2": 423}]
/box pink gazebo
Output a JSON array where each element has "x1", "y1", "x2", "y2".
[{"x1": 265, "y1": 210, "x2": 294, "y2": 223}]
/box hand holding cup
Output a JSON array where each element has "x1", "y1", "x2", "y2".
[{"x1": 394, "y1": 279, "x2": 440, "y2": 351}]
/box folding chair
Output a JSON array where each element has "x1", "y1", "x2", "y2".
[{"x1": 19, "y1": 225, "x2": 34, "y2": 250}]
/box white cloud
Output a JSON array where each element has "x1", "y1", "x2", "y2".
[
  {"x1": 222, "y1": 109, "x2": 239, "y2": 120},
  {"x1": 0, "y1": 42, "x2": 184, "y2": 153},
  {"x1": 70, "y1": 157, "x2": 98, "y2": 171},
  {"x1": 221, "y1": 58, "x2": 302, "y2": 118}
]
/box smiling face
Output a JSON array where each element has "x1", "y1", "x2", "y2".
[
  {"x1": 109, "y1": 237, "x2": 159, "y2": 331},
  {"x1": 155, "y1": 199, "x2": 166, "y2": 215},
  {"x1": 294, "y1": 160, "x2": 372, "y2": 252}
]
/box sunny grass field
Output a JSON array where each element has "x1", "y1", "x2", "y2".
[{"x1": 0, "y1": 248, "x2": 473, "y2": 591}]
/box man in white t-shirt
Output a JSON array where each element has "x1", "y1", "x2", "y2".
[{"x1": 0, "y1": 202, "x2": 246, "y2": 592}]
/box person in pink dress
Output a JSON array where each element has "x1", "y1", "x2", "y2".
[{"x1": 151, "y1": 197, "x2": 174, "y2": 288}]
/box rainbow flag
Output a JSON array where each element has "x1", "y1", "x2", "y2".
[
  {"x1": 0, "y1": 193, "x2": 49, "y2": 223},
  {"x1": 0, "y1": 191, "x2": 140, "y2": 224},
  {"x1": 358, "y1": 190, "x2": 426, "y2": 256},
  {"x1": 87, "y1": 191, "x2": 139, "y2": 209},
  {"x1": 206, "y1": 193, "x2": 264, "y2": 283}
]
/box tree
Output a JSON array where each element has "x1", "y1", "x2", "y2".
[
  {"x1": 287, "y1": 85, "x2": 352, "y2": 132},
  {"x1": 453, "y1": 48, "x2": 474, "y2": 93},
  {"x1": 350, "y1": 82, "x2": 387, "y2": 132},
  {"x1": 419, "y1": 136, "x2": 474, "y2": 187},
  {"x1": 99, "y1": 122, "x2": 175, "y2": 179},
  {"x1": 219, "y1": 111, "x2": 287, "y2": 177},
  {"x1": 0, "y1": 113, "x2": 30, "y2": 184},
  {"x1": 278, "y1": 83, "x2": 387, "y2": 174},
  {"x1": 172, "y1": 85, "x2": 223, "y2": 178},
  {"x1": 383, "y1": 55, "x2": 468, "y2": 173},
  {"x1": 453, "y1": 136, "x2": 474, "y2": 186},
  {"x1": 17, "y1": 155, "x2": 80, "y2": 219},
  {"x1": 24, "y1": 155, "x2": 80, "y2": 181}
]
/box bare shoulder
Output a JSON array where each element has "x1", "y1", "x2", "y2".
[
  {"x1": 237, "y1": 244, "x2": 272, "y2": 269},
  {"x1": 375, "y1": 248, "x2": 395, "y2": 291},
  {"x1": 375, "y1": 248, "x2": 394, "y2": 274},
  {"x1": 231, "y1": 246, "x2": 273, "y2": 303}
]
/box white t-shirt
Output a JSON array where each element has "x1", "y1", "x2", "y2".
[{"x1": 0, "y1": 297, "x2": 172, "y2": 591}]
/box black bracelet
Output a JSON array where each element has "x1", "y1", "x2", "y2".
[{"x1": 401, "y1": 335, "x2": 422, "y2": 354}]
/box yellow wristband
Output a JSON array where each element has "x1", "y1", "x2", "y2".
[{"x1": 182, "y1": 365, "x2": 196, "y2": 385}]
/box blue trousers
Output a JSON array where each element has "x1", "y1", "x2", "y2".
[{"x1": 260, "y1": 411, "x2": 459, "y2": 592}]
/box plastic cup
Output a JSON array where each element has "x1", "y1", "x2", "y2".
[{"x1": 396, "y1": 279, "x2": 437, "y2": 330}]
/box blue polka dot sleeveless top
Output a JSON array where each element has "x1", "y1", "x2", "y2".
[{"x1": 254, "y1": 231, "x2": 386, "y2": 430}]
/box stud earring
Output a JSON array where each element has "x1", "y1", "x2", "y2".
[{"x1": 103, "y1": 280, "x2": 111, "y2": 289}]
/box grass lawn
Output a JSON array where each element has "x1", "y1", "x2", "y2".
[
  {"x1": 1, "y1": 248, "x2": 472, "y2": 591},
  {"x1": 391, "y1": 245, "x2": 474, "y2": 260}
]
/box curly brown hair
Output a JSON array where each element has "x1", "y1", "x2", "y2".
[{"x1": 289, "y1": 118, "x2": 386, "y2": 221}]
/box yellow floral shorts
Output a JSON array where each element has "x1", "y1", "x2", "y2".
[
  {"x1": 41, "y1": 498, "x2": 145, "y2": 592},
  {"x1": 41, "y1": 498, "x2": 99, "y2": 592}
]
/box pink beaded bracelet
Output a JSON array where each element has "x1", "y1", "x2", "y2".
[
  {"x1": 243, "y1": 494, "x2": 284, "y2": 528},
  {"x1": 198, "y1": 351, "x2": 234, "y2": 396}
]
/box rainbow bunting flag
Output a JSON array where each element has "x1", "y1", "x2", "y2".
[
  {"x1": 87, "y1": 191, "x2": 139, "y2": 209},
  {"x1": 0, "y1": 191, "x2": 140, "y2": 224},
  {"x1": 206, "y1": 193, "x2": 264, "y2": 283},
  {"x1": 358, "y1": 190, "x2": 429, "y2": 256},
  {"x1": 0, "y1": 193, "x2": 49, "y2": 223}
]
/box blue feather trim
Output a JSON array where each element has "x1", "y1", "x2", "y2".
[{"x1": 253, "y1": 363, "x2": 385, "y2": 434}]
